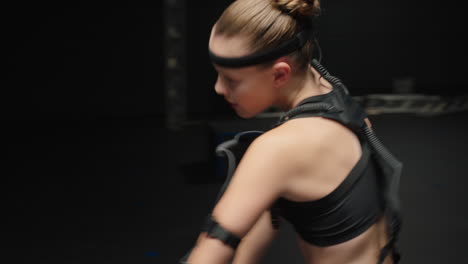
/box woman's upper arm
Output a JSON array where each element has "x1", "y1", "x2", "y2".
[
  {"x1": 187, "y1": 133, "x2": 294, "y2": 263},
  {"x1": 232, "y1": 210, "x2": 281, "y2": 264},
  {"x1": 210, "y1": 133, "x2": 293, "y2": 238}
]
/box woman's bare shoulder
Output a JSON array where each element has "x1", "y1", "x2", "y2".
[
  {"x1": 275, "y1": 116, "x2": 361, "y2": 144},
  {"x1": 263, "y1": 117, "x2": 363, "y2": 200},
  {"x1": 233, "y1": 124, "x2": 316, "y2": 182},
  {"x1": 263, "y1": 117, "x2": 361, "y2": 167},
  {"x1": 264, "y1": 117, "x2": 332, "y2": 148},
  {"x1": 255, "y1": 121, "x2": 317, "y2": 153},
  {"x1": 251, "y1": 119, "x2": 328, "y2": 170}
]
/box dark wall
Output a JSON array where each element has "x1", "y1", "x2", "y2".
[
  {"x1": 5, "y1": 1, "x2": 466, "y2": 120},
  {"x1": 318, "y1": 1, "x2": 467, "y2": 95},
  {"x1": 186, "y1": 0, "x2": 468, "y2": 118},
  {"x1": 5, "y1": 1, "x2": 164, "y2": 120},
  {"x1": 186, "y1": 1, "x2": 233, "y2": 119}
]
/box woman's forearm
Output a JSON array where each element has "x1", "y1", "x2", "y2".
[{"x1": 232, "y1": 210, "x2": 279, "y2": 264}]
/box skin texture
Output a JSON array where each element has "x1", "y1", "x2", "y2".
[{"x1": 186, "y1": 26, "x2": 392, "y2": 264}]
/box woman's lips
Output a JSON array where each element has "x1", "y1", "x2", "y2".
[{"x1": 227, "y1": 100, "x2": 238, "y2": 107}]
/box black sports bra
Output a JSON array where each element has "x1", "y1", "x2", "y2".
[{"x1": 272, "y1": 140, "x2": 385, "y2": 246}]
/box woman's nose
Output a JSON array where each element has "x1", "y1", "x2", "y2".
[{"x1": 214, "y1": 76, "x2": 226, "y2": 96}]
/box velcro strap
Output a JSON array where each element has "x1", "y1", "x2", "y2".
[{"x1": 202, "y1": 215, "x2": 241, "y2": 249}]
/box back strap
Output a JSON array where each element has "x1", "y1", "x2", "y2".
[
  {"x1": 363, "y1": 126, "x2": 403, "y2": 264},
  {"x1": 378, "y1": 235, "x2": 401, "y2": 264},
  {"x1": 274, "y1": 102, "x2": 341, "y2": 128}
]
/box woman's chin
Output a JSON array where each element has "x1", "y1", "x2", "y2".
[{"x1": 235, "y1": 109, "x2": 259, "y2": 119}]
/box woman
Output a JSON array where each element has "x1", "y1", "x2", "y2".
[{"x1": 182, "y1": 0, "x2": 402, "y2": 263}]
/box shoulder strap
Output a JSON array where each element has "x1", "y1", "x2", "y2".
[
  {"x1": 274, "y1": 63, "x2": 368, "y2": 136},
  {"x1": 364, "y1": 125, "x2": 403, "y2": 263}
]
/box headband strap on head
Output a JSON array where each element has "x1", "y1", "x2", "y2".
[{"x1": 209, "y1": 30, "x2": 311, "y2": 68}]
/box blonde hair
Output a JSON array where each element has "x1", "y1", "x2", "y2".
[{"x1": 214, "y1": 0, "x2": 321, "y2": 71}]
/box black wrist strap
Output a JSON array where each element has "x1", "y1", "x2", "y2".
[{"x1": 202, "y1": 215, "x2": 242, "y2": 249}]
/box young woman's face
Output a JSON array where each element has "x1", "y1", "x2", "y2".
[
  {"x1": 212, "y1": 64, "x2": 276, "y2": 118},
  {"x1": 209, "y1": 31, "x2": 276, "y2": 118}
]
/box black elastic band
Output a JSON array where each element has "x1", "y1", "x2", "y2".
[
  {"x1": 202, "y1": 215, "x2": 242, "y2": 249},
  {"x1": 209, "y1": 30, "x2": 310, "y2": 68}
]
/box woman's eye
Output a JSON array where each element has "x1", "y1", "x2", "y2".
[{"x1": 224, "y1": 77, "x2": 238, "y2": 87}]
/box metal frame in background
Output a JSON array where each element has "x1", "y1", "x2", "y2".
[
  {"x1": 257, "y1": 94, "x2": 468, "y2": 118},
  {"x1": 164, "y1": 0, "x2": 187, "y2": 129}
]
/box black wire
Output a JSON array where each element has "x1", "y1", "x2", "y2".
[{"x1": 314, "y1": 37, "x2": 322, "y2": 63}]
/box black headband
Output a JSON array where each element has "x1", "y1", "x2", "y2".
[{"x1": 209, "y1": 30, "x2": 311, "y2": 68}]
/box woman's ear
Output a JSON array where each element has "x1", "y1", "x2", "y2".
[{"x1": 272, "y1": 61, "x2": 291, "y2": 88}]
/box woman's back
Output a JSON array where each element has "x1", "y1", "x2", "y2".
[
  {"x1": 278, "y1": 116, "x2": 363, "y2": 203},
  {"x1": 273, "y1": 116, "x2": 391, "y2": 264}
]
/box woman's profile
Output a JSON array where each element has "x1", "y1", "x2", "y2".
[{"x1": 181, "y1": 0, "x2": 403, "y2": 263}]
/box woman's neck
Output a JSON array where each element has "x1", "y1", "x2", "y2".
[{"x1": 275, "y1": 65, "x2": 333, "y2": 111}]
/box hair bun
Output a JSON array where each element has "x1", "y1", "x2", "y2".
[{"x1": 272, "y1": 0, "x2": 320, "y2": 18}]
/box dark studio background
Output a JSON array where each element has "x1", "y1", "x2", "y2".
[{"x1": 3, "y1": 1, "x2": 468, "y2": 263}]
